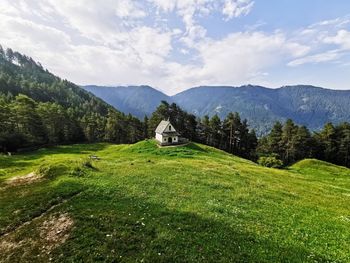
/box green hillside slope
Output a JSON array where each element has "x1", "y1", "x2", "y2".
[{"x1": 0, "y1": 141, "x2": 349, "y2": 262}]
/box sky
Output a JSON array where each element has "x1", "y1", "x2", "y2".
[{"x1": 0, "y1": 0, "x2": 350, "y2": 95}]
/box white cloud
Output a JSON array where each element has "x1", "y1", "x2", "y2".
[
  {"x1": 149, "y1": 0, "x2": 254, "y2": 47},
  {"x1": 1, "y1": 0, "x2": 348, "y2": 95},
  {"x1": 288, "y1": 50, "x2": 342, "y2": 67},
  {"x1": 222, "y1": 0, "x2": 254, "y2": 20},
  {"x1": 309, "y1": 16, "x2": 350, "y2": 29},
  {"x1": 150, "y1": 0, "x2": 213, "y2": 47},
  {"x1": 0, "y1": 1, "x2": 174, "y2": 90},
  {"x1": 284, "y1": 16, "x2": 350, "y2": 68},
  {"x1": 324, "y1": 30, "x2": 350, "y2": 50},
  {"x1": 191, "y1": 32, "x2": 308, "y2": 86}
]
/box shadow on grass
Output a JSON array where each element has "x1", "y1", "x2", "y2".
[
  {"x1": 0, "y1": 143, "x2": 109, "y2": 171},
  {"x1": 30, "y1": 143, "x2": 110, "y2": 156},
  {"x1": 184, "y1": 142, "x2": 208, "y2": 153},
  {"x1": 0, "y1": 178, "x2": 86, "y2": 237},
  {"x1": 48, "y1": 189, "x2": 334, "y2": 263}
]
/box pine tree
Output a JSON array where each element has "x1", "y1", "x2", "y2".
[
  {"x1": 268, "y1": 121, "x2": 284, "y2": 158},
  {"x1": 338, "y1": 123, "x2": 350, "y2": 167},
  {"x1": 12, "y1": 94, "x2": 46, "y2": 146},
  {"x1": 209, "y1": 114, "x2": 222, "y2": 148},
  {"x1": 143, "y1": 116, "x2": 149, "y2": 138},
  {"x1": 319, "y1": 123, "x2": 338, "y2": 163},
  {"x1": 281, "y1": 119, "x2": 298, "y2": 163}
]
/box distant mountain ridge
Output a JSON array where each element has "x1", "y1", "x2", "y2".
[
  {"x1": 83, "y1": 84, "x2": 350, "y2": 134},
  {"x1": 84, "y1": 85, "x2": 171, "y2": 118}
]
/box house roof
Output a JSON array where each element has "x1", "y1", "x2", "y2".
[{"x1": 155, "y1": 120, "x2": 179, "y2": 135}]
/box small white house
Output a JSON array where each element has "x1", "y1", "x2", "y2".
[{"x1": 155, "y1": 120, "x2": 180, "y2": 145}]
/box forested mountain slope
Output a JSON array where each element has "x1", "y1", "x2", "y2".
[
  {"x1": 0, "y1": 46, "x2": 144, "y2": 151},
  {"x1": 85, "y1": 85, "x2": 350, "y2": 135},
  {"x1": 174, "y1": 85, "x2": 350, "y2": 134},
  {"x1": 84, "y1": 85, "x2": 170, "y2": 118}
]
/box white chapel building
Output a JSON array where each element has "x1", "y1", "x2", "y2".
[{"x1": 155, "y1": 120, "x2": 180, "y2": 145}]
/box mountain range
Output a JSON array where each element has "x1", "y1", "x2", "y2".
[{"x1": 83, "y1": 85, "x2": 350, "y2": 135}]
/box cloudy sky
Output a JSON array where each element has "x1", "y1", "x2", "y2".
[{"x1": 1, "y1": 0, "x2": 350, "y2": 95}]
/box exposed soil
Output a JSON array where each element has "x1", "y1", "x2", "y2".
[
  {"x1": 0, "y1": 213, "x2": 74, "y2": 260},
  {"x1": 6, "y1": 172, "x2": 42, "y2": 186},
  {"x1": 0, "y1": 192, "x2": 81, "y2": 238},
  {"x1": 40, "y1": 213, "x2": 74, "y2": 253}
]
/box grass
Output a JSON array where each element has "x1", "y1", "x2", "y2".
[{"x1": 0, "y1": 139, "x2": 349, "y2": 262}]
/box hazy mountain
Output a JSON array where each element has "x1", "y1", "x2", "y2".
[
  {"x1": 83, "y1": 84, "x2": 350, "y2": 134},
  {"x1": 174, "y1": 85, "x2": 350, "y2": 134},
  {"x1": 83, "y1": 85, "x2": 170, "y2": 118}
]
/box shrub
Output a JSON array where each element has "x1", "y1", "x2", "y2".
[
  {"x1": 70, "y1": 166, "x2": 86, "y2": 177},
  {"x1": 81, "y1": 159, "x2": 93, "y2": 169},
  {"x1": 0, "y1": 169, "x2": 6, "y2": 177},
  {"x1": 35, "y1": 164, "x2": 57, "y2": 178},
  {"x1": 69, "y1": 158, "x2": 94, "y2": 177},
  {"x1": 258, "y1": 156, "x2": 284, "y2": 168}
]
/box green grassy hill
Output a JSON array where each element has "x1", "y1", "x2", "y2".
[{"x1": 0, "y1": 140, "x2": 349, "y2": 262}]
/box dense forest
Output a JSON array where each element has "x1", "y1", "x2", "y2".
[
  {"x1": 147, "y1": 101, "x2": 350, "y2": 168},
  {"x1": 0, "y1": 46, "x2": 349, "y2": 168},
  {"x1": 258, "y1": 120, "x2": 350, "y2": 168},
  {"x1": 145, "y1": 101, "x2": 257, "y2": 160},
  {"x1": 0, "y1": 45, "x2": 144, "y2": 152}
]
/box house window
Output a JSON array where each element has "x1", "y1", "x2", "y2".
[
  {"x1": 164, "y1": 138, "x2": 166, "y2": 141},
  {"x1": 169, "y1": 125, "x2": 171, "y2": 131}
]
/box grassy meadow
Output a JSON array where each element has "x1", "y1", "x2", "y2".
[{"x1": 0, "y1": 140, "x2": 349, "y2": 262}]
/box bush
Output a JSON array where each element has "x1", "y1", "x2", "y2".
[
  {"x1": 70, "y1": 166, "x2": 86, "y2": 177},
  {"x1": 69, "y1": 158, "x2": 94, "y2": 177},
  {"x1": 81, "y1": 159, "x2": 93, "y2": 169},
  {"x1": 35, "y1": 164, "x2": 57, "y2": 178},
  {"x1": 258, "y1": 156, "x2": 284, "y2": 168}
]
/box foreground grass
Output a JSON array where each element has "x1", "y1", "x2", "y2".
[{"x1": 0, "y1": 140, "x2": 349, "y2": 262}]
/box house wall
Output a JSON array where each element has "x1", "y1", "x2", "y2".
[
  {"x1": 156, "y1": 133, "x2": 179, "y2": 145},
  {"x1": 155, "y1": 133, "x2": 163, "y2": 143},
  {"x1": 155, "y1": 121, "x2": 180, "y2": 145}
]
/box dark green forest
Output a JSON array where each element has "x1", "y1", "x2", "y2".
[
  {"x1": 0, "y1": 46, "x2": 349, "y2": 168},
  {"x1": 0, "y1": 46, "x2": 145, "y2": 152}
]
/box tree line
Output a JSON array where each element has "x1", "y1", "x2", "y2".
[
  {"x1": 1, "y1": 45, "x2": 349, "y2": 168},
  {"x1": 258, "y1": 120, "x2": 350, "y2": 168},
  {"x1": 0, "y1": 93, "x2": 145, "y2": 152},
  {"x1": 147, "y1": 101, "x2": 258, "y2": 160},
  {"x1": 147, "y1": 101, "x2": 350, "y2": 168}
]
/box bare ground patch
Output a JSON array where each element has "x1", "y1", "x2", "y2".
[
  {"x1": 40, "y1": 213, "x2": 74, "y2": 253},
  {"x1": 1, "y1": 191, "x2": 81, "y2": 237},
  {"x1": 0, "y1": 213, "x2": 74, "y2": 261},
  {"x1": 0, "y1": 240, "x2": 17, "y2": 252},
  {"x1": 5, "y1": 172, "x2": 42, "y2": 186}
]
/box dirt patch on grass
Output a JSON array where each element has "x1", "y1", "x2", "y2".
[
  {"x1": 6, "y1": 172, "x2": 42, "y2": 186},
  {"x1": 0, "y1": 213, "x2": 74, "y2": 260},
  {"x1": 0, "y1": 240, "x2": 17, "y2": 252},
  {"x1": 40, "y1": 213, "x2": 74, "y2": 253}
]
